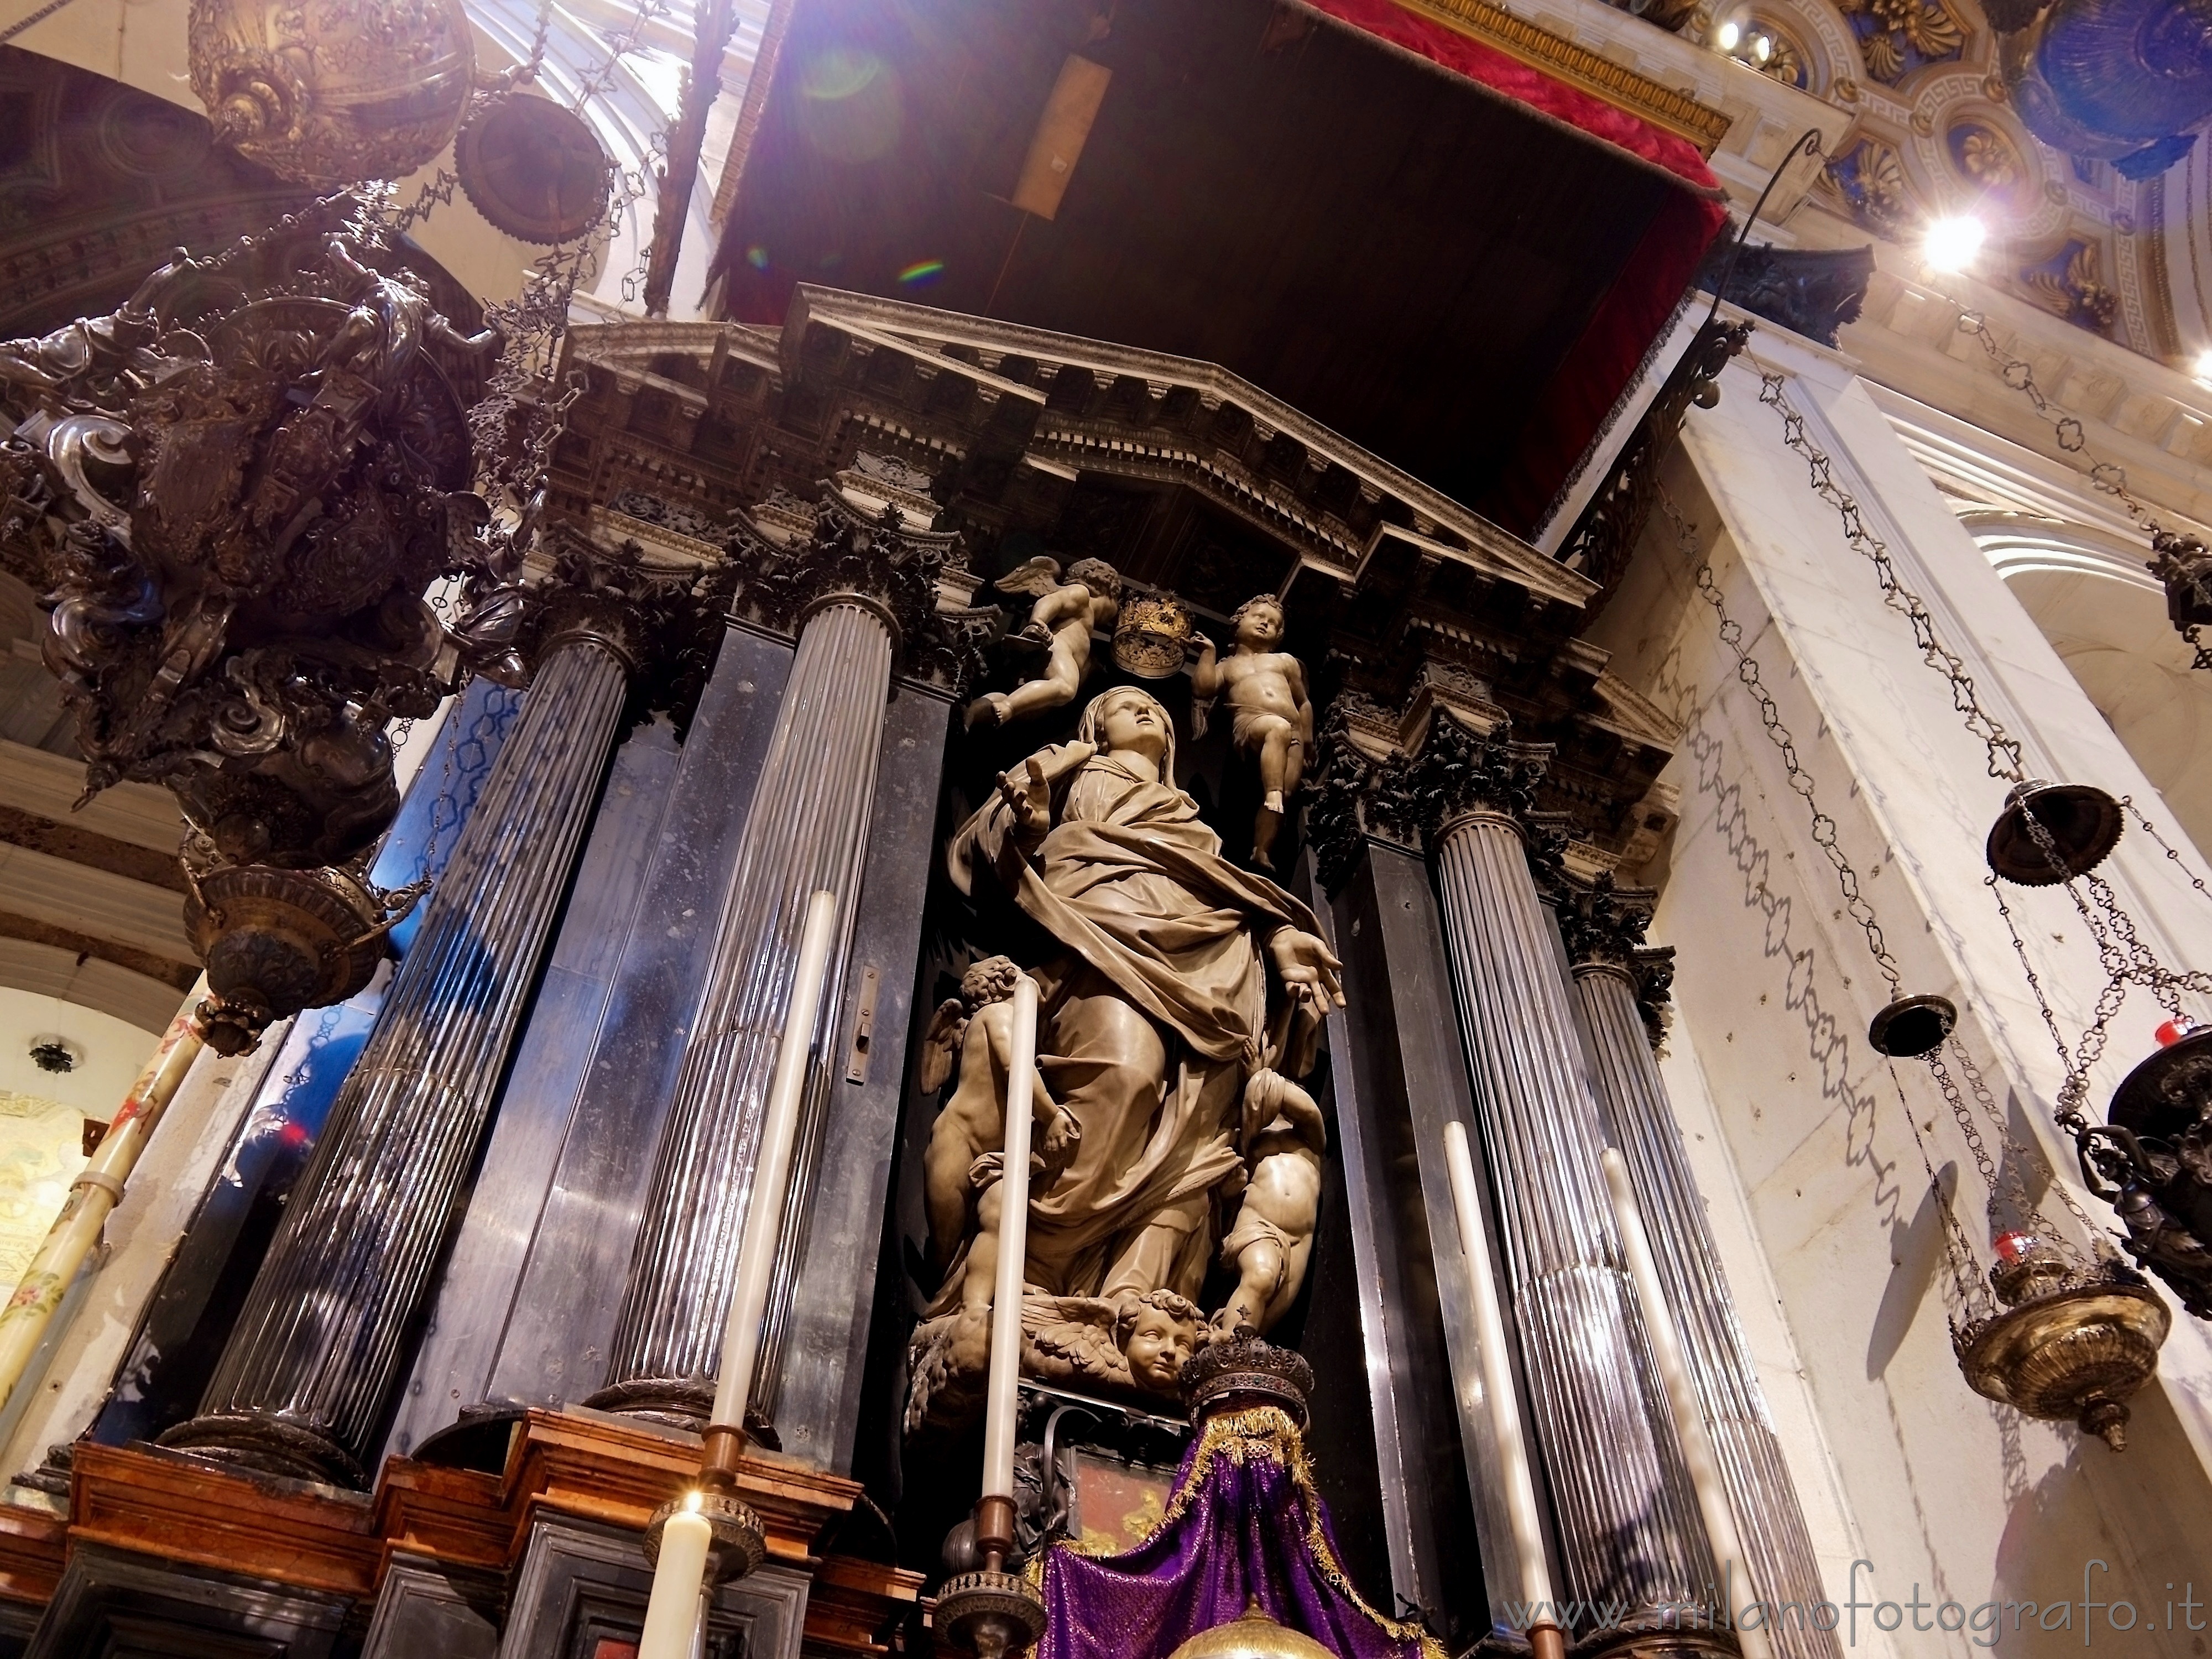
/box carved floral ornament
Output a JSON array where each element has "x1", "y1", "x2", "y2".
[
  {"x1": 1842, "y1": 0, "x2": 1965, "y2": 81},
  {"x1": 1305, "y1": 698, "x2": 1553, "y2": 889},
  {"x1": 724, "y1": 456, "x2": 1006, "y2": 694}
]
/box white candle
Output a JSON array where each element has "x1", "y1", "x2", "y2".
[
  {"x1": 638, "y1": 1500, "x2": 713, "y2": 1659},
  {"x1": 710, "y1": 889, "x2": 839, "y2": 1432},
  {"x1": 981, "y1": 973, "x2": 1040, "y2": 1502},
  {"x1": 1443, "y1": 1121, "x2": 1555, "y2": 1621},
  {"x1": 1602, "y1": 1148, "x2": 1775, "y2": 1659}
]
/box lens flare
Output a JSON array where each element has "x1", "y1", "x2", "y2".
[
  {"x1": 896, "y1": 259, "x2": 945, "y2": 286},
  {"x1": 1922, "y1": 215, "x2": 1986, "y2": 272}
]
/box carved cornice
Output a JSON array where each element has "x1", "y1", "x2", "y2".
[
  {"x1": 550, "y1": 307, "x2": 1667, "y2": 829},
  {"x1": 782, "y1": 288, "x2": 1587, "y2": 607}
]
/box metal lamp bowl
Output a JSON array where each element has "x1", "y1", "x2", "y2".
[
  {"x1": 1867, "y1": 994, "x2": 1957, "y2": 1059},
  {"x1": 2110, "y1": 1027, "x2": 2212, "y2": 1142},
  {"x1": 1959, "y1": 1280, "x2": 2170, "y2": 1451},
  {"x1": 1985, "y1": 780, "x2": 2123, "y2": 886}
]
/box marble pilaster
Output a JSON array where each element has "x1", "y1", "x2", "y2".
[
  {"x1": 1558, "y1": 880, "x2": 1842, "y2": 1659},
  {"x1": 1416, "y1": 713, "x2": 1717, "y2": 1633}
]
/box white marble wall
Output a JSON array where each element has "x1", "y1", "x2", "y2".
[
  {"x1": 0, "y1": 1034, "x2": 283, "y2": 1477},
  {"x1": 1586, "y1": 315, "x2": 2212, "y2": 1654}
]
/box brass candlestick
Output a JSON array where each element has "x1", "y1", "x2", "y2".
[
  {"x1": 641, "y1": 1424, "x2": 768, "y2": 1583},
  {"x1": 936, "y1": 1492, "x2": 1047, "y2": 1659}
]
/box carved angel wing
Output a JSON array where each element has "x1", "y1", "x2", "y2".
[
  {"x1": 1022, "y1": 1298, "x2": 1129, "y2": 1385},
  {"x1": 919, "y1": 997, "x2": 968, "y2": 1093},
  {"x1": 993, "y1": 556, "x2": 1063, "y2": 598}
]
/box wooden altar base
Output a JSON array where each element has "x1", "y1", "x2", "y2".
[{"x1": 0, "y1": 1407, "x2": 920, "y2": 1656}]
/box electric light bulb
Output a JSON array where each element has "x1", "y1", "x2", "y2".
[
  {"x1": 1922, "y1": 215, "x2": 1986, "y2": 272},
  {"x1": 1752, "y1": 33, "x2": 1772, "y2": 59},
  {"x1": 1716, "y1": 19, "x2": 1741, "y2": 49},
  {"x1": 2192, "y1": 349, "x2": 2212, "y2": 385}
]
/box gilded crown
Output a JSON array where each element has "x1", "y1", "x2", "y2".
[
  {"x1": 1179, "y1": 1330, "x2": 1314, "y2": 1426},
  {"x1": 1113, "y1": 590, "x2": 1193, "y2": 679}
]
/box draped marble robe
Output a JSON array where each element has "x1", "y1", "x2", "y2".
[{"x1": 947, "y1": 690, "x2": 1324, "y2": 1313}]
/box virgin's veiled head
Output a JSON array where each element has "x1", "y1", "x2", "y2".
[{"x1": 1074, "y1": 685, "x2": 1178, "y2": 779}]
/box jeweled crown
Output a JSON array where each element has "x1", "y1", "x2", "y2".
[{"x1": 1179, "y1": 1330, "x2": 1314, "y2": 1426}]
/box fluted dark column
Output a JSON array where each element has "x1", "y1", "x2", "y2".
[
  {"x1": 1426, "y1": 768, "x2": 1715, "y2": 1629},
  {"x1": 594, "y1": 598, "x2": 893, "y2": 1423},
  {"x1": 161, "y1": 617, "x2": 641, "y2": 1486},
  {"x1": 1564, "y1": 898, "x2": 1842, "y2": 1659}
]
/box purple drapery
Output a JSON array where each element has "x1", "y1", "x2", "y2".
[{"x1": 1038, "y1": 1406, "x2": 1443, "y2": 1659}]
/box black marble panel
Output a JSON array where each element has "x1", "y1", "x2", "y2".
[
  {"x1": 495, "y1": 1515, "x2": 807, "y2": 1659},
  {"x1": 1328, "y1": 844, "x2": 1501, "y2": 1650},
  {"x1": 384, "y1": 624, "x2": 794, "y2": 1458},
  {"x1": 388, "y1": 714, "x2": 685, "y2": 1455},
  {"x1": 360, "y1": 1554, "x2": 502, "y2": 1659},
  {"x1": 769, "y1": 680, "x2": 954, "y2": 1471},
  {"x1": 27, "y1": 1543, "x2": 358, "y2": 1658}
]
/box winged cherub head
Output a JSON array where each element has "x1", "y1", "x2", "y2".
[{"x1": 1114, "y1": 1288, "x2": 1202, "y2": 1394}]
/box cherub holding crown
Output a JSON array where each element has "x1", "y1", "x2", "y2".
[
  {"x1": 1191, "y1": 593, "x2": 1312, "y2": 869},
  {"x1": 964, "y1": 556, "x2": 1123, "y2": 729}
]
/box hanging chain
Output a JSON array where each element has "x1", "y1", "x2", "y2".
[
  {"x1": 1945, "y1": 306, "x2": 2212, "y2": 666},
  {"x1": 1663, "y1": 482, "x2": 2126, "y2": 1298},
  {"x1": 1757, "y1": 374, "x2": 2027, "y2": 784},
  {"x1": 1755, "y1": 367, "x2": 2212, "y2": 1099},
  {"x1": 1949, "y1": 311, "x2": 2158, "y2": 533},
  {"x1": 2121, "y1": 794, "x2": 2212, "y2": 907},
  {"x1": 1665, "y1": 485, "x2": 1986, "y2": 1303},
  {"x1": 1945, "y1": 1037, "x2": 2114, "y2": 1257},
  {"x1": 1886, "y1": 1064, "x2": 1997, "y2": 1328},
  {"x1": 1663, "y1": 492, "x2": 1905, "y2": 998}
]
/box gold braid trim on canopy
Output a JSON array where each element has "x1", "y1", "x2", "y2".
[{"x1": 1044, "y1": 1406, "x2": 1447, "y2": 1659}]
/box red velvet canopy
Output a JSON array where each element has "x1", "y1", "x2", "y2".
[
  {"x1": 1300, "y1": 0, "x2": 1729, "y2": 527},
  {"x1": 712, "y1": 0, "x2": 1731, "y2": 536}
]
